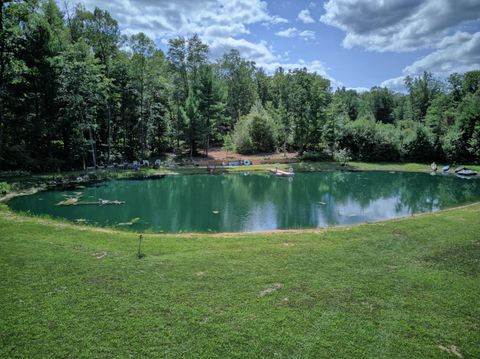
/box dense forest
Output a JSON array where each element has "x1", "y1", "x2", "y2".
[{"x1": 1, "y1": 0, "x2": 479, "y2": 171}]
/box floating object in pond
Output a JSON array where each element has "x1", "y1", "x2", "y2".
[
  {"x1": 443, "y1": 165, "x2": 450, "y2": 173},
  {"x1": 98, "y1": 199, "x2": 125, "y2": 205},
  {"x1": 118, "y1": 217, "x2": 140, "y2": 226},
  {"x1": 212, "y1": 210, "x2": 219, "y2": 214},
  {"x1": 75, "y1": 218, "x2": 87, "y2": 223},
  {"x1": 454, "y1": 166, "x2": 465, "y2": 173},
  {"x1": 56, "y1": 196, "x2": 81, "y2": 206},
  {"x1": 270, "y1": 168, "x2": 295, "y2": 177},
  {"x1": 317, "y1": 201, "x2": 326, "y2": 205},
  {"x1": 57, "y1": 197, "x2": 125, "y2": 206},
  {"x1": 456, "y1": 169, "x2": 478, "y2": 176},
  {"x1": 431, "y1": 162, "x2": 437, "y2": 172}
]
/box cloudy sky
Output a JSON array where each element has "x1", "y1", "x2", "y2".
[{"x1": 70, "y1": 0, "x2": 480, "y2": 91}]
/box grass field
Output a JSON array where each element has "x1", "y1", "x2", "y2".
[{"x1": 1, "y1": 203, "x2": 479, "y2": 358}]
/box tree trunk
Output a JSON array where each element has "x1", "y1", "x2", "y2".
[
  {"x1": 107, "y1": 101, "x2": 112, "y2": 163},
  {"x1": 205, "y1": 116, "x2": 210, "y2": 158},
  {"x1": 0, "y1": 1, "x2": 5, "y2": 167},
  {"x1": 88, "y1": 126, "x2": 97, "y2": 168},
  {"x1": 175, "y1": 105, "x2": 180, "y2": 153},
  {"x1": 205, "y1": 133, "x2": 209, "y2": 158},
  {"x1": 139, "y1": 56, "x2": 145, "y2": 158}
]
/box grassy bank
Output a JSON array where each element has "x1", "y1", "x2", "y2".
[{"x1": 0, "y1": 204, "x2": 479, "y2": 358}]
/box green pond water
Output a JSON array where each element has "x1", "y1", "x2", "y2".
[{"x1": 7, "y1": 171, "x2": 480, "y2": 233}]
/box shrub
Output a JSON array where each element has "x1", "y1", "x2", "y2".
[
  {"x1": 233, "y1": 103, "x2": 276, "y2": 154},
  {"x1": 0, "y1": 182, "x2": 11, "y2": 195},
  {"x1": 337, "y1": 118, "x2": 402, "y2": 162},
  {"x1": 442, "y1": 127, "x2": 466, "y2": 162},
  {"x1": 300, "y1": 151, "x2": 333, "y2": 161},
  {"x1": 403, "y1": 123, "x2": 436, "y2": 162},
  {"x1": 334, "y1": 148, "x2": 352, "y2": 166}
]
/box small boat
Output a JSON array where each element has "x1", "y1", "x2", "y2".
[
  {"x1": 442, "y1": 165, "x2": 450, "y2": 173},
  {"x1": 456, "y1": 169, "x2": 478, "y2": 176},
  {"x1": 454, "y1": 166, "x2": 465, "y2": 173}
]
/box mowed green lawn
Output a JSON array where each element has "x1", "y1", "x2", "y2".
[{"x1": 0, "y1": 204, "x2": 479, "y2": 358}]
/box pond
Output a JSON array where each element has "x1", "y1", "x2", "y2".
[{"x1": 7, "y1": 171, "x2": 480, "y2": 233}]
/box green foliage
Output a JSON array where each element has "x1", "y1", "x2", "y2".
[
  {"x1": 181, "y1": 90, "x2": 200, "y2": 158},
  {"x1": 442, "y1": 127, "x2": 466, "y2": 162},
  {"x1": 468, "y1": 121, "x2": 480, "y2": 162},
  {"x1": 196, "y1": 65, "x2": 227, "y2": 155},
  {"x1": 55, "y1": 41, "x2": 106, "y2": 167},
  {"x1": 338, "y1": 119, "x2": 402, "y2": 162},
  {"x1": 0, "y1": 182, "x2": 10, "y2": 194},
  {"x1": 333, "y1": 148, "x2": 352, "y2": 166},
  {"x1": 462, "y1": 70, "x2": 480, "y2": 95},
  {"x1": 368, "y1": 86, "x2": 395, "y2": 123},
  {"x1": 0, "y1": 1, "x2": 479, "y2": 170},
  {"x1": 405, "y1": 71, "x2": 441, "y2": 122},
  {"x1": 299, "y1": 151, "x2": 332, "y2": 161},
  {"x1": 222, "y1": 133, "x2": 235, "y2": 157},
  {"x1": 402, "y1": 123, "x2": 436, "y2": 162},
  {"x1": 220, "y1": 49, "x2": 257, "y2": 126},
  {"x1": 233, "y1": 104, "x2": 276, "y2": 154}
]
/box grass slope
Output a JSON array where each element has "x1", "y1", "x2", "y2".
[{"x1": 0, "y1": 205, "x2": 479, "y2": 358}]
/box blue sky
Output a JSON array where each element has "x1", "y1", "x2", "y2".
[{"x1": 71, "y1": 0, "x2": 480, "y2": 91}]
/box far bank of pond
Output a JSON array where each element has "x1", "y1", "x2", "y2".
[{"x1": 7, "y1": 171, "x2": 480, "y2": 233}]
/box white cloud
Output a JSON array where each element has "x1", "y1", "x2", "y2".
[
  {"x1": 74, "y1": 0, "x2": 337, "y2": 87},
  {"x1": 346, "y1": 87, "x2": 369, "y2": 93},
  {"x1": 320, "y1": 0, "x2": 480, "y2": 52},
  {"x1": 209, "y1": 37, "x2": 277, "y2": 63},
  {"x1": 276, "y1": 27, "x2": 298, "y2": 38},
  {"x1": 404, "y1": 31, "x2": 480, "y2": 75},
  {"x1": 269, "y1": 16, "x2": 289, "y2": 24},
  {"x1": 297, "y1": 9, "x2": 315, "y2": 24},
  {"x1": 381, "y1": 31, "x2": 480, "y2": 92},
  {"x1": 76, "y1": 0, "x2": 285, "y2": 40},
  {"x1": 380, "y1": 76, "x2": 407, "y2": 92},
  {"x1": 276, "y1": 27, "x2": 316, "y2": 40},
  {"x1": 299, "y1": 30, "x2": 315, "y2": 40}
]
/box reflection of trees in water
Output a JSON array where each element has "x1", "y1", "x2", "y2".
[
  {"x1": 395, "y1": 174, "x2": 480, "y2": 213},
  {"x1": 172, "y1": 173, "x2": 480, "y2": 231},
  {"x1": 49, "y1": 174, "x2": 480, "y2": 232}
]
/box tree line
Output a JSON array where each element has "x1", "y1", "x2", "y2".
[{"x1": 1, "y1": 0, "x2": 479, "y2": 171}]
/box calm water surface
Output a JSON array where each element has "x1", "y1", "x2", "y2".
[{"x1": 8, "y1": 171, "x2": 480, "y2": 233}]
